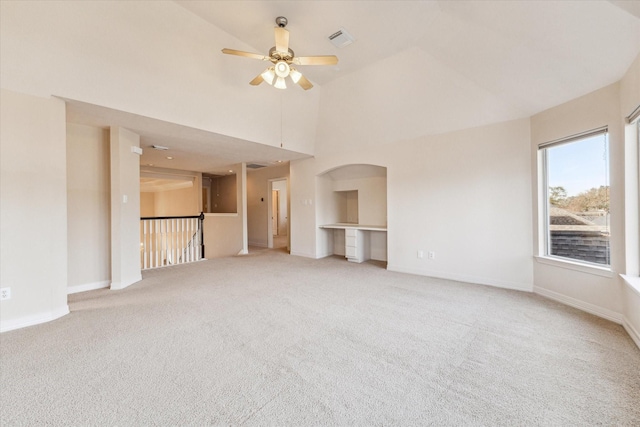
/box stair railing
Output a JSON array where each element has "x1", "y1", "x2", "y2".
[{"x1": 140, "y1": 213, "x2": 205, "y2": 270}]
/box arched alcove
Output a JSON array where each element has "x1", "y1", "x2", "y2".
[{"x1": 316, "y1": 164, "x2": 387, "y2": 264}]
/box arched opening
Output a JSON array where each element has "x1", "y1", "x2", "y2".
[{"x1": 316, "y1": 164, "x2": 387, "y2": 265}]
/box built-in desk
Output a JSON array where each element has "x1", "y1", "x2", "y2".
[{"x1": 320, "y1": 223, "x2": 387, "y2": 263}]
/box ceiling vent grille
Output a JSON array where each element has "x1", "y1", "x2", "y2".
[
  {"x1": 328, "y1": 27, "x2": 355, "y2": 48},
  {"x1": 246, "y1": 163, "x2": 267, "y2": 169}
]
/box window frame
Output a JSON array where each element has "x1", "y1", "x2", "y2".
[{"x1": 538, "y1": 126, "x2": 611, "y2": 270}]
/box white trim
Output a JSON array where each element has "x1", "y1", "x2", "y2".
[
  {"x1": 267, "y1": 177, "x2": 289, "y2": 250},
  {"x1": 626, "y1": 104, "x2": 640, "y2": 124},
  {"x1": 534, "y1": 256, "x2": 614, "y2": 278},
  {"x1": 290, "y1": 250, "x2": 315, "y2": 258},
  {"x1": 533, "y1": 286, "x2": 622, "y2": 324},
  {"x1": 316, "y1": 251, "x2": 334, "y2": 259},
  {"x1": 386, "y1": 264, "x2": 533, "y2": 292},
  {"x1": 0, "y1": 305, "x2": 70, "y2": 333},
  {"x1": 538, "y1": 125, "x2": 608, "y2": 149},
  {"x1": 623, "y1": 317, "x2": 640, "y2": 350},
  {"x1": 621, "y1": 274, "x2": 640, "y2": 297},
  {"x1": 110, "y1": 274, "x2": 142, "y2": 290},
  {"x1": 67, "y1": 280, "x2": 110, "y2": 295}
]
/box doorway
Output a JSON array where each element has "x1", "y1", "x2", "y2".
[{"x1": 268, "y1": 178, "x2": 289, "y2": 250}]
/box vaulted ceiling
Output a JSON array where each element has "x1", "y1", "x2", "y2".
[
  {"x1": 179, "y1": 0, "x2": 639, "y2": 117},
  {"x1": 66, "y1": 1, "x2": 640, "y2": 173}
]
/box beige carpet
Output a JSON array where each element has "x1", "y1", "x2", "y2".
[{"x1": 1, "y1": 250, "x2": 639, "y2": 425}]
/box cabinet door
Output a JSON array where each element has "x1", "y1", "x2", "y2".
[
  {"x1": 346, "y1": 236, "x2": 357, "y2": 247},
  {"x1": 346, "y1": 246, "x2": 357, "y2": 257}
]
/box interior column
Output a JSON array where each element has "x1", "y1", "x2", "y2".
[{"x1": 110, "y1": 126, "x2": 142, "y2": 290}]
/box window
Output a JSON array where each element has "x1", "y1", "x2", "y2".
[{"x1": 540, "y1": 127, "x2": 610, "y2": 266}]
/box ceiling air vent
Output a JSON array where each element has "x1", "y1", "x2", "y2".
[
  {"x1": 328, "y1": 27, "x2": 355, "y2": 48},
  {"x1": 246, "y1": 163, "x2": 267, "y2": 169}
]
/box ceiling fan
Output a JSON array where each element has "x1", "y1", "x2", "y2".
[{"x1": 221, "y1": 16, "x2": 338, "y2": 91}]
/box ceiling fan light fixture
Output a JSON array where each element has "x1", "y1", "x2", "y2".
[
  {"x1": 289, "y1": 68, "x2": 302, "y2": 84},
  {"x1": 261, "y1": 67, "x2": 275, "y2": 85},
  {"x1": 275, "y1": 60, "x2": 290, "y2": 78},
  {"x1": 221, "y1": 16, "x2": 338, "y2": 91},
  {"x1": 274, "y1": 76, "x2": 287, "y2": 89}
]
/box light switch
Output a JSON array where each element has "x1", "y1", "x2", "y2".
[{"x1": 123, "y1": 195, "x2": 128, "y2": 203}]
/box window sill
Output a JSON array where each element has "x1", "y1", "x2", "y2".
[
  {"x1": 621, "y1": 274, "x2": 640, "y2": 298},
  {"x1": 534, "y1": 255, "x2": 614, "y2": 278}
]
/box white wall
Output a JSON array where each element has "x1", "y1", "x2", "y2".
[
  {"x1": 0, "y1": 90, "x2": 69, "y2": 331},
  {"x1": 292, "y1": 118, "x2": 534, "y2": 291},
  {"x1": 66, "y1": 123, "x2": 111, "y2": 294},
  {"x1": 530, "y1": 83, "x2": 625, "y2": 321},
  {"x1": 620, "y1": 54, "x2": 640, "y2": 346},
  {"x1": 203, "y1": 214, "x2": 244, "y2": 258},
  {"x1": 314, "y1": 47, "x2": 524, "y2": 157},
  {"x1": 209, "y1": 175, "x2": 237, "y2": 214},
  {"x1": 110, "y1": 127, "x2": 142, "y2": 290},
  {"x1": 0, "y1": 0, "x2": 319, "y2": 155},
  {"x1": 204, "y1": 164, "x2": 248, "y2": 257},
  {"x1": 623, "y1": 286, "x2": 640, "y2": 348},
  {"x1": 153, "y1": 186, "x2": 200, "y2": 217},
  {"x1": 140, "y1": 192, "x2": 155, "y2": 217},
  {"x1": 247, "y1": 164, "x2": 290, "y2": 248},
  {"x1": 620, "y1": 54, "x2": 640, "y2": 119},
  {"x1": 332, "y1": 177, "x2": 387, "y2": 226}
]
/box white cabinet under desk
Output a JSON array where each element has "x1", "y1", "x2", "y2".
[{"x1": 319, "y1": 223, "x2": 387, "y2": 263}]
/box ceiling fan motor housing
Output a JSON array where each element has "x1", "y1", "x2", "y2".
[
  {"x1": 276, "y1": 16, "x2": 288, "y2": 28},
  {"x1": 268, "y1": 46, "x2": 294, "y2": 62}
]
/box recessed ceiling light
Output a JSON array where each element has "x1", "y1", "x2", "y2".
[
  {"x1": 276, "y1": 160, "x2": 283, "y2": 163},
  {"x1": 166, "y1": 156, "x2": 173, "y2": 160},
  {"x1": 228, "y1": 170, "x2": 233, "y2": 173},
  {"x1": 147, "y1": 163, "x2": 154, "y2": 166},
  {"x1": 152, "y1": 145, "x2": 169, "y2": 150}
]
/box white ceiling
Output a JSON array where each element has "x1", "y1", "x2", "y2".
[
  {"x1": 178, "y1": 0, "x2": 639, "y2": 116},
  {"x1": 65, "y1": 1, "x2": 640, "y2": 174},
  {"x1": 65, "y1": 99, "x2": 309, "y2": 174}
]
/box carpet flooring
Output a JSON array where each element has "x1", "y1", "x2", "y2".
[{"x1": 1, "y1": 249, "x2": 639, "y2": 425}]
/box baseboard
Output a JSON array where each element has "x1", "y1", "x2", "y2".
[
  {"x1": 533, "y1": 286, "x2": 623, "y2": 324},
  {"x1": 623, "y1": 316, "x2": 640, "y2": 350},
  {"x1": 290, "y1": 250, "x2": 315, "y2": 258},
  {"x1": 110, "y1": 274, "x2": 142, "y2": 291},
  {"x1": 67, "y1": 280, "x2": 110, "y2": 295},
  {"x1": 1, "y1": 305, "x2": 70, "y2": 333},
  {"x1": 386, "y1": 264, "x2": 532, "y2": 292},
  {"x1": 316, "y1": 251, "x2": 335, "y2": 259}
]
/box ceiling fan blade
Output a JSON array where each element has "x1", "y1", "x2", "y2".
[
  {"x1": 292, "y1": 55, "x2": 338, "y2": 66},
  {"x1": 296, "y1": 74, "x2": 313, "y2": 91},
  {"x1": 275, "y1": 27, "x2": 290, "y2": 53},
  {"x1": 221, "y1": 48, "x2": 268, "y2": 61},
  {"x1": 249, "y1": 73, "x2": 264, "y2": 86}
]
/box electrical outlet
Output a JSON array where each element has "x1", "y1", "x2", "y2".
[
  {"x1": 0, "y1": 287, "x2": 11, "y2": 300},
  {"x1": 417, "y1": 250, "x2": 424, "y2": 259},
  {"x1": 428, "y1": 251, "x2": 436, "y2": 260}
]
